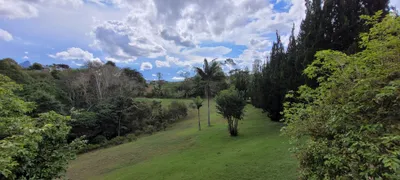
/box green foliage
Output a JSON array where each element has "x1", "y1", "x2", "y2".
[
  {"x1": 28, "y1": 62, "x2": 43, "y2": 70},
  {"x1": 282, "y1": 14, "x2": 400, "y2": 179},
  {"x1": 191, "y1": 96, "x2": 204, "y2": 110},
  {"x1": 230, "y1": 69, "x2": 250, "y2": 98},
  {"x1": 92, "y1": 135, "x2": 107, "y2": 144},
  {"x1": 249, "y1": 0, "x2": 389, "y2": 121},
  {"x1": 215, "y1": 87, "x2": 246, "y2": 136},
  {"x1": 0, "y1": 58, "x2": 32, "y2": 84},
  {"x1": 167, "y1": 101, "x2": 188, "y2": 121},
  {"x1": 0, "y1": 74, "x2": 85, "y2": 179}
]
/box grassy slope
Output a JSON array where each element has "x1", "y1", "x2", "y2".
[{"x1": 67, "y1": 99, "x2": 297, "y2": 180}]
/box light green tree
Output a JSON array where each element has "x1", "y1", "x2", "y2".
[
  {"x1": 195, "y1": 59, "x2": 225, "y2": 127},
  {"x1": 282, "y1": 12, "x2": 400, "y2": 179},
  {"x1": 0, "y1": 74, "x2": 85, "y2": 179}
]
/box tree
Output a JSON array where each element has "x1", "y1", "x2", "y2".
[
  {"x1": 230, "y1": 69, "x2": 250, "y2": 98},
  {"x1": 215, "y1": 87, "x2": 246, "y2": 136},
  {"x1": 0, "y1": 74, "x2": 85, "y2": 179},
  {"x1": 154, "y1": 72, "x2": 164, "y2": 97},
  {"x1": 282, "y1": 13, "x2": 400, "y2": 179},
  {"x1": 105, "y1": 61, "x2": 116, "y2": 67},
  {"x1": 191, "y1": 96, "x2": 204, "y2": 131},
  {"x1": 195, "y1": 59, "x2": 225, "y2": 127},
  {"x1": 28, "y1": 62, "x2": 43, "y2": 70}
]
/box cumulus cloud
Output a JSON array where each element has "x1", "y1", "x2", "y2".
[
  {"x1": 155, "y1": 60, "x2": 170, "y2": 67},
  {"x1": 49, "y1": 47, "x2": 101, "y2": 62},
  {"x1": 87, "y1": 0, "x2": 305, "y2": 67},
  {"x1": 0, "y1": 29, "x2": 13, "y2": 41},
  {"x1": 91, "y1": 20, "x2": 166, "y2": 62},
  {"x1": 23, "y1": 56, "x2": 29, "y2": 59},
  {"x1": 0, "y1": 0, "x2": 84, "y2": 19},
  {"x1": 140, "y1": 62, "x2": 153, "y2": 71},
  {"x1": 171, "y1": 76, "x2": 184, "y2": 81}
]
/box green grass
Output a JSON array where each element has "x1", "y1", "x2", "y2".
[{"x1": 67, "y1": 99, "x2": 298, "y2": 180}]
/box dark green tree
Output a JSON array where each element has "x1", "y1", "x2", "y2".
[{"x1": 28, "y1": 63, "x2": 43, "y2": 70}]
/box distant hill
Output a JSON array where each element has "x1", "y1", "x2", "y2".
[{"x1": 19, "y1": 60, "x2": 31, "y2": 68}]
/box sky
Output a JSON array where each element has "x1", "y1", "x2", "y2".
[{"x1": 0, "y1": 0, "x2": 398, "y2": 81}]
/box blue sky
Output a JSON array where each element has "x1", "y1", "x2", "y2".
[{"x1": 0, "y1": 0, "x2": 398, "y2": 81}]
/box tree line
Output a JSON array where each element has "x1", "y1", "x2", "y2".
[
  {"x1": 249, "y1": 0, "x2": 390, "y2": 121},
  {"x1": 0, "y1": 59, "x2": 189, "y2": 179}
]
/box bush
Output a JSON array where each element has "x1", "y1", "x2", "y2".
[
  {"x1": 168, "y1": 101, "x2": 188, "y2": 121},
  {"x1": 125, "y1": 134, "x2": 137, "y2": 142},
  {"x1": 108, "y1": 136, "x2": 128, "y2": 146},
  {"x1": 134, "y1": 130, "x2": 143, "y2": 136},
  {"x1": 144, "y1": 125, "x2": 155, "y2": 134},
  {"x1": 215, "y1": 87, "x2": 246, "y2": 136},
  {"x1": 91, "y1": 135, "x2": 107, "y2": 144}
]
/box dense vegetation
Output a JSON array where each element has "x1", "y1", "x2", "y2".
[
  {"x1": 283, "y1": 13, "x2": 400, "y2": 179},
  {"x1": 1, "y1": 0, "x2": 399, "y2": 179},
  {"x1": 0, "y1": 60, "x2": 189, "y2": 178},
  {"x1": 250, "y1": 0, "x2": 390, "y2": 121}
]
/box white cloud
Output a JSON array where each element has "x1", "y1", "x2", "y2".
[
  {"x1": 1, "y1": 0, "x2": 308, "y2": 73},
  {"x1": 140, "y1": 62, "x2": 153, "y2": 71},
  {"x1": 0, "y1": 29, "x2": 13, "y2": 41},
  {"x1": 171, "y1": 76, "x2": 184, "y2": 81},
  {"x1": 87, "y1": 0, "x2": 305, "y2": 67},
  {"x1": 151, "y1": 73, "x2": 156, "y2": 77},
  {"x1": 91, "y1": 20, "x2": 165, "y2": 62},
  {"x1": 182, "y1": 46, "x2": 231, "y2": 57},
  {"x1": 0, "y1": 0, "x2": 84, "y2": 19},
  {"x1": 49, "y1": 47, "x2": 101, "y2": 62},
  {"x1": 25, "y1": 51, "x2": 28, "y2": 54},
  {"x1": 23, "y1": 56, "x2": 29, "y2": 59},
  {"x1": 155, "y1": 60, "x2": 170, "y2": 67}
]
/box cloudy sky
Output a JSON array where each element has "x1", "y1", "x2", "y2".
[{"x1": 0, "y1": 0, "x2": 398, "y2": 81}]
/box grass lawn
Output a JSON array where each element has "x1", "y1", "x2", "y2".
[{"x1": 67, "y1": 99, "x2": 298, "y2": 180}]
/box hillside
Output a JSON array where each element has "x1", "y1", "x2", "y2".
[{"x1": 67, "y1": 99, "x2": 297, "y2": 180}]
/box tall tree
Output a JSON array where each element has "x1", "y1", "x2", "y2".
[{"x1": 195, "y1": 59, "x2": 225, "y2": 127}]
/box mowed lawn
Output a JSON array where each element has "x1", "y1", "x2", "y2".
[{"x1": 67, "y1": 99, "x2": 298, "y2": 180}]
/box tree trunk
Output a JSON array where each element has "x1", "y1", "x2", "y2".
[
  {"x1": 233, "y1": 118, "x2": 239, "y2": 136},
  {"x1": 228, "y1": 118, "x2": 233, "y2": 135},
  {"x1": 118, "y1": 117, "x2": 121, "y2": 136},
  {"x1": 206, "y1": 83, "x2": 211, "y2": 127},
  {"x1": 198, "y1": 109, "x2": 201, "y2": 131}
]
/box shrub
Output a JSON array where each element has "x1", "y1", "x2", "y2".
[
  {"x1": 215, "y1": 87, "x2": 246, "y2": 136},
  {"x1": 108, "y1": 136, "x2": 127, "y2": 146},
  {"x1": 134, "y1": 130, "x2": 143, "y2": 136},
  {"x1": 144, "y1": 125, "x2": 155, "y2": 134},
  {"x1": 125, "y1": 134, "x2": 137, "y2": 142},
  {"x1": 91, "y1": 135, "x2": 107, "y2": 144},
  {"x1": 168, "y1": 101, "x2": 188, "y2": 121}
]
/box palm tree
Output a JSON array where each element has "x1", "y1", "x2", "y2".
[
  {"x1": 191, "y1": 96, "x2": 204, "y2": 131},
  {"x1": 194, "y1": 59, "x2": 224, "y2": 127}
]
